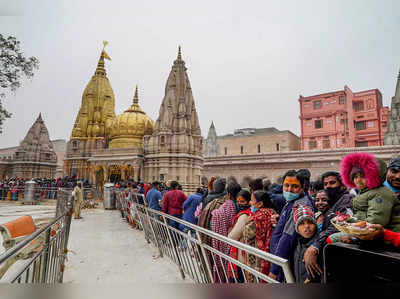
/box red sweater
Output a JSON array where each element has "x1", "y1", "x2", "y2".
[{"x1": 162, "y1": 190, "x2": 187, "y2": 216}]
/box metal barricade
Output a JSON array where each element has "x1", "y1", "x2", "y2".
[
  {"x1": 0, "y1": 189, "x2": 74, "y2": 283},
  {"x1": 117, "y1": 191, "x2": 294, "y2": 283}
]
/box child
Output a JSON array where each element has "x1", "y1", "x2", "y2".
[
  {"x1": 292, "y1": 205, "x2": 322, "y2": 283},
  {"x1": 329, "y1": 152, "x2": 397, "y2": 243}
]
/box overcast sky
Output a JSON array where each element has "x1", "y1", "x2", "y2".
[{"x1": 1, "y1": 0, "x2": 399, "y2": 148}]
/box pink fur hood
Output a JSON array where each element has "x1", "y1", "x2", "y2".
[{"x1": 340, "y1": 152, "x2": 381, "y2": 190}]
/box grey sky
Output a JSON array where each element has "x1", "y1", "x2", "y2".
[{"x1": 1, "y1": 0, "x2": 399, "y2": 148}]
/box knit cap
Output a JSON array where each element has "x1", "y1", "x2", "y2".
[{"x1": 293, "y1": 205, "x2": 316, "y2": 233}]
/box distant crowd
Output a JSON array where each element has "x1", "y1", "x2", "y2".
[{"x1": 0, "y1": 176, "x2": 92, "y2": 201}]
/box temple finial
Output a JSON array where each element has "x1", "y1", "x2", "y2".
[
  {"x1": 177, "y1": 45, "x2": 182, "y2": 60},
  {"x1": 133, "y1": 85, "x2": 139, "y2": 105}
]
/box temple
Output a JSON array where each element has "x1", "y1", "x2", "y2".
[
  {"x1": 64, "y1": 45, "x2": 202, "y2": 191},
  {"x1": 0, "y1": 113, "x2": 57, "y2": 179},
  {"x1": 384, "y1": 69, "x2": 400, "y2": 145}
]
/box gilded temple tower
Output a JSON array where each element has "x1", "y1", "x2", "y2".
[
  {"x1": 64, "y1": 42, "x2": 116, "y2": 179},
  {"x1": 143, "y1": 47, "x2": 203, "y2": 192}
]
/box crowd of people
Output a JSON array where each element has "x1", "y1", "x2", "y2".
[
  {"x1": 0, "y1": 176, "x2": 92, "y2": 201},
  {"x1": 121, "y1": 152, "x2": 400, "y2": 283}
]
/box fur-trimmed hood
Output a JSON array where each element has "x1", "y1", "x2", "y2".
[{"x1": 340, "y1": 152, "x2": 387, "y2": 190}]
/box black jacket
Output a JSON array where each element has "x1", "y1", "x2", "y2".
[
  {"x1": 312, "y1": 190, "x2": 353, "y2": 251},
  {"x1": 292, "y1": 234, "x2": 322, "y2": 283}
]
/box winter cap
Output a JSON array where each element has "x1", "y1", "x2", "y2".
[
  {"x1": 350, "y1": 166, "x2": 364, "y2": 180},
  {"x1": 293, "y1": 205, "x2": 316, "y2": 233},
  {"x1": 388, "y1": 156, "x2": 400, "y2": 170},
  {"x1": 213, "y1": 178, "x2": 226, "y2": 194}
]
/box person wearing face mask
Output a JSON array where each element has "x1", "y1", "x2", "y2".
[
  {"x1": 227, "y1": 189, "x2": 252, "y2": 283},
  {"x1": 303, "y1": 170, "x2": 354, "y2": 280},
  {"x1": 243, "y1": 190, "x2": 276, "y2": 283},
  {"x1": 268, "y1": 170, "x2": 313, "y2": 282}
]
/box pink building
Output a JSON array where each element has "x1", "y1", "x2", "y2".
[{"x1": 299, "y1": 86, "x2": 390, "y2": 150}]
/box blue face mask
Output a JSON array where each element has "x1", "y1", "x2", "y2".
[
  {"x1": 250, "y1": 206, "x2": 258, "y2": 213},
  {"x1": 283, "y1": 191, "x2": 300, "y2": 201}
]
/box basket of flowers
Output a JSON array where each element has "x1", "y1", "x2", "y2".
[{"x1": 331, "y1": 212, "x2": 377, "y2": 237}]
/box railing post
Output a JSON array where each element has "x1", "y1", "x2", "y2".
[
  {"x1": 58, "y1": 200, "x2": 73, "y2": 283},
  {"x1": 195, "y1": 230, "x2": 213, "y2": 283},
  {"x1": 41, "y1": 228, "x2": 51, "y2": 283},
  {"x1": 162, "y1": 215, "x2": 185, "y2": 280},
  {"x1": 144, "y1": 208, "x2": 163, "y2": 258}
]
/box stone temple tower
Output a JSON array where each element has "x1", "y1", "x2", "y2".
[
  {"x1": 143, "y1": 47, "x2": 203, "y2": 192},
  {"x1": 385, "y1": 69, "x2": 400, "y2": 145},
  {"x1": 204, "y1": 121, "x2": 220, "y2": 157}
]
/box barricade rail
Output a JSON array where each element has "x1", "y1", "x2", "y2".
[
  {"x1": 116, "y1": 191, "x2": 294, "y2": 283},
  {"x1": 0, "y1": 189, "x2": 74, "y2": 283}
]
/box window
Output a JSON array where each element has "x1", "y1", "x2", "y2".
[
  {"x1": 355, "y1": 121, "x2": 366, "y2": 130},
  {"x1": 276, "y1": 143, "x2": 280, "y2": 151},
  {"x1": 257, "y1": 144, "x2": 261, "y2": 153},
  {"x1": 309, "y1": 140, "x2": 317, "y2": 149},
  {"x1": 339, "y1": 96, "x2": 346, "y2": 104},
  {"x1": 326, "y1": 118, "x2": 332, "y2": 124},
  {"x1": 315, "y1": 119, "x2": 323, "y2": 129},
  {"x1": 160, "y1": 136, "x2": 165, "y2": 145},
  {"x1": 323, "y1": 139, "x2": 330, "y2": 149},
  {"x1": 366, "y1": 99, "x2": 374, "y2": 109},
  {"x1": 340, "y1": 119, "x2": 348, "y2": 125},
  {"x1": 176, "y1": 176, "x2": 180, "y2": 181},
  {"x1": 382, "y1": 122, "x2": 387, "y2": 127},
  {"x1": 353, "y1": 101, "x2": 364, "y2": 112},
  {"x1": 153, "y1": 176, "x2": 155, "y2": 181},
  {"x1": 367, "y1": 121, "x2": 374, "y2": 128},
  {"x1": 313, "y1": 101, "x2": 321, "y2": 109},
  {"x1": 240, "y1": 146, "x2": 244, "y2": 154},
  {"x1": 342, "y1": 138, "x2": 346, "y2": 144},
  {"x1": 160, "y1": 174, "x2": 165, "y2": 181},
  {"x1": 355, "y1": 141, "x2": 368, "y2": 147},
  {"x1": 224, "y1": 147, "x2": 227, "y2": 155}
]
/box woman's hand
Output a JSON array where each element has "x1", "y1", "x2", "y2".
[{"x1": 358, "y1": 224, "x2": 384, "y2": 241}]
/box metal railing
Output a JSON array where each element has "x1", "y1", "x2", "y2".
[
  {"x1": 117, "y1": 191, "x2": 294, "y2": 283},
  {"x1": 0, "y1": 189, "x2": 74, "y2": 283}
]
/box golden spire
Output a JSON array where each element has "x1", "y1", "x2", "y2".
[
  {"x1": 133, "y1": 85, "x2": 139, "y2": 105},
  {"x1": 95, "y1": 41, "x2": 111, "y2": 75},
  {"x1": 177, "y1": 45, "x2": 182, "y2": 60}
]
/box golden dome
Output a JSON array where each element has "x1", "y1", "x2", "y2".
[{"x1": 108, "y1": 86, "x2": 154, "y2": 149}]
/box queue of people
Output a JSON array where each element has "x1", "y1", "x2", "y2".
[{"x1": 117, "y1": 152, "x2": 400, "y2": 283}]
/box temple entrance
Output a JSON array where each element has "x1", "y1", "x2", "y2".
[{"x1": 108, "y1": 165, "x2": 122, "y2": 183}]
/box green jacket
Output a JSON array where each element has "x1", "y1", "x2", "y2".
[
  {"x1": 353, "y1": 186, "x2": 397, "y2": 228},
  {"x1": 388, "y1": 193, "x2": 400, "y2": 232}
]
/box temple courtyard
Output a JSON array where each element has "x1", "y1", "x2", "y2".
[{"x1": 0, "y1": 202, "x2": 187, "y2": 283}]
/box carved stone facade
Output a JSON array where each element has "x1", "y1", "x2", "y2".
[
  {"x1": 203, "y1": 145, "x2": 400, "y2": 185},
  {"x1": 64, "y1": 45, "x2": 202, "y2": 192},
  {"x1": 204, "y1": 121, "x2": 220, "y2": 157},
  {"x1": 384, "y1": 70, "x2": 400, "y2": 145},
  {"x1": 143, "y1": 47, "x2": 203, "y2": 192},
  {"x1": 0, "y1": 114, "x2": 57, "y2": 179}
]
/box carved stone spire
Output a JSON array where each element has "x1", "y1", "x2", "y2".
[
  {"x1": 15, "y1": 113, "x2": 57, "y2": 163},
  {"x1": 204, "y1": 121, "x2": 220, "y2": 157},
  {"x1": 143, "y1": 47, "x2": 203, "y2": 192},
  {"x1": 384, "y1": 68, "x2": 400, "y2": 145}
]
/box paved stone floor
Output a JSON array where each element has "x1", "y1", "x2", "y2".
[
  {"x1": 63, "y1": 208, "x2": 188, "y2": 283},
  {"x1": 0, "y1": 202, "x2": 190, "y2": 283}
]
